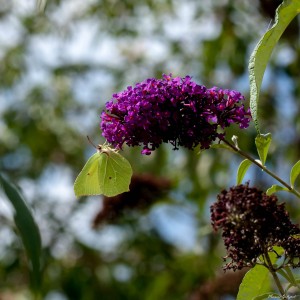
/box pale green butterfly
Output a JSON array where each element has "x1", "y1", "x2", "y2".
[{"x1": 74, "y1": 138, "x2": 133, "y2": 197}]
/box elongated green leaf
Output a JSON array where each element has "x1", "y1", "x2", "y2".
[
  {"x1": 281, "y1": 267, "x2": 299, "y2": 287},
  {"x1": 255, "y1": 133, "x2": 272, "y2": 166},
  {"x1": 290, "y1": 160, "x2": 300, "y2": 188},
  {"x1": 277, "y1": 269, "x2": 294, "y2": 283},
  {"x1": 236, "y1": 159, "x2": 252, "y2": 185},
  {"x1": 249, "y1": 0, "x2": 300, "y2": 133},
  {"x1": 284, "y1": 267, "x2": 297, "y2": 284},
  {"x1": 266, "y1": 184, "x2": 290, "y2": 195},
  {"x1": 278, "y1": 267, "x2": 299, "y2": 289},
  {"x1": 237, "y1": 265, "x2": 270, "y2": 300},
  {"x1": 0, "y1": 173, "x2": 42, "y2": 291}
]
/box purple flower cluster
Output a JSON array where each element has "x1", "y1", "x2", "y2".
[
  {"x1": 211, "y1": 183, "x2": 300, "y2": 271},
  {"x1": 101, "y1": 74, "x2": 251, "y2": 155}
]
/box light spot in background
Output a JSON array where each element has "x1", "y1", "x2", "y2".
[
  {"x1": 113, "y1": 264, "x2": 133, "y2": 282},
  {"x1": 44, "y1": 291, "x2": 68, "y2": 300},
  {"x1": 275, "y1": 45, "x2": 296, "y2": 67},
  {"x1": 0, "y1": 191, "x2": 14, "y2": 220},
  {"x1": 39, "y1": 165, "x2": 75, "y2": 202},
  {"x1": 69, "y1": 197, "x2": 127, "y2": 253},
  {"x1": 164, "y1": 2, "x2": 221, "y2": 41},
  {"x1": 149, "y1": 204, "x2": 199, "y2": 252},
  {"x1": 2, "y1": 146, "x2": 32, "y2": 172}
]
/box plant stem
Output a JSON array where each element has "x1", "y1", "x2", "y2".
[
  {"x1": 221, "y1": 138, "x2": 300, "y2": 199},
  {"x1": 264, "y1": 250, "x2": 287, "y2": 299}
]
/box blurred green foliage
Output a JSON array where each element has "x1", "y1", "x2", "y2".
[{"x1": 0, "y1": 0, "x2": 300, "y2": 299}]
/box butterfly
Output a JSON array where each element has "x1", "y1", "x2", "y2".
[{"x1": 74, "y1": 138, "x2": 132, "y2": 197}]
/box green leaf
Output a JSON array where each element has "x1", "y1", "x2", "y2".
[
  {"x1": 290, "y1": 160, "x2": 300, "y2": 188},
  {"x1": 255, "y1": 133, "x2": 272, "y2": 166},
  {"x1": 74, "y1": 145, "x2": 133, "y2": 197},
  {"x1": 0, "y1": 173, "x2": 42, "y2": 291},
  {"x1": 236, "y1": 159, "x2": 252, "y2": 185},
  {"x1": 277, "y1": 269, "x2": 293, "y2": 283},
  {"x1": 237, "y1": 265, "x2": 270, "y2": 300},
  {"x1": 284, "y1": 267, "x2": 297, "y2": 284},
  {"x1": 270, "y1": 246, "x2": 285, "y2": 262},
  {"x1": 249, "y1": 0, "x2": 300, "y2": 133},
  {"x1": 266, "y1": 184, "x2": 290, "y2": 196}
]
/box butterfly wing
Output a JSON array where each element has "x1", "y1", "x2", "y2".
[
  {"x1": 99, "y1": 149, "x2": 133, "y2": 197},
  {"x1": 74, "y1": 152, "x2": 102, "y2": 197}
]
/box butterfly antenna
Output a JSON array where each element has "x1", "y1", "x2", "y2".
[{"x1": 87, "y1": 136, "x2": 97, "y2": 149}]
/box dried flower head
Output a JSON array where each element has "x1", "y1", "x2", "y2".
[
  {"x1": 93, "y1": 174, "x2": 171, "y2": 227},
  {"x1": 281, "y1": 236, "x2": 300, "y2": 268},
  {"x1": 101, "y1": 74, "x2": 251, "y2": 155},
  {"x1": 210, "y1": 183, "x2": 300, "y2": 271}
]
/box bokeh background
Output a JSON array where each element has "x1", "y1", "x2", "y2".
[{"x1": 1, "y1": 0, "x2": 300, "y2": 299}]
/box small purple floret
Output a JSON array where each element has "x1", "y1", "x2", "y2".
[{"x1": 100, "y1": 74, "x2": 251, "y2": 154}]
